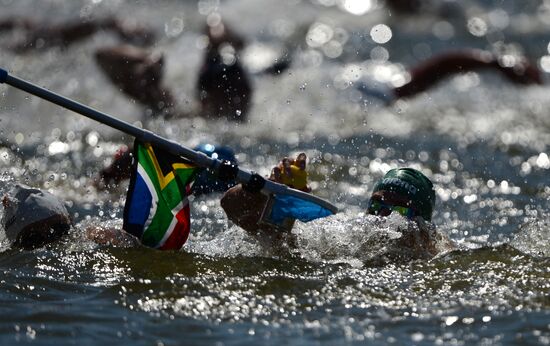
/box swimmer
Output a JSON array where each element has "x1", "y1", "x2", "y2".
[
  {"x1": 1, "y1": 184, "x2": 139, "y2": 249},
  {"x1": 2, "y1": 185, "x2": 72, "y2": 249},
  {"x1": 221, "y1": 155, "x2": 453, "y2": 258},
  {"x1": 94, "y1": 18, "x2": 252, "y2": 121},
  {"x1": 1, "y1": 15, "x2": 286, "y2": 122}
]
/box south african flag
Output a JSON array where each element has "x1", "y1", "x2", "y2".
[{"x1": 123, "y1": 140, "x2": 200, "y2": 250}]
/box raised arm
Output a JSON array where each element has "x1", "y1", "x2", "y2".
[
  {"x1": 94, "y1": 45, "x2": 175, "y2": 117},
  {"x1": 393, "y1": 49, "x2": 542, "y2": 99},
  {"x1": 2, "y1": 16, "x2": 155, "y2": 52}
]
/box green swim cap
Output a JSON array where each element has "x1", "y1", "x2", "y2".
[{"x1": 372, "y1": 168, "x2": 435, "y2": 221}]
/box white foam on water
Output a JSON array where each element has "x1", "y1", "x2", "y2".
[{"x1": 510, "y1": 215, "x2": 550, "y2": 258}]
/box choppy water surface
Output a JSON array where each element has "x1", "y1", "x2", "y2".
[{"x1": 0, "y1": 0, "x2": 549, "y2": 344}]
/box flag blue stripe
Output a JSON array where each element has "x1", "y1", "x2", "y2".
[
  {"x1": 125, "y1": 173, "x2": 153, "y2": 238},
  {"x1": 270, "y1": 194, "x2": 333, "y2": 223}
]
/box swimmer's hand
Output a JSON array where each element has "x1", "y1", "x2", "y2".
[{"x1": 269, "y1": 153, "x2": 311, "y2": 192}]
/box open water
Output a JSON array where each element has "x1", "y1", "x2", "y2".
[{"x1": 0, "y1": 0, "x2": 549, "y2": 345}]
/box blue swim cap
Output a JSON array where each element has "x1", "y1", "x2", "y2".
[{"x1": 192, "y1": 143, "x2": 237, "y2": 195}]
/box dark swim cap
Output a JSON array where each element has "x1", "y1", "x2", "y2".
[
  {"x1": 371, "y1": 168, "x2": 435, "y2": 221},
  {"x1": 192, "y1": 143, "x2": 237, "y2": 195},
  {"x1": 2, "y1": 185, "x2": 71, "y2": 249}
]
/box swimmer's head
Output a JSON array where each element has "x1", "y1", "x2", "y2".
[
  {"x1": 2, "y1": 185, "x2": 71, "y2": 249},
  {"x1": 368, "y1": 168, "x2": 435, "y2": 221}
]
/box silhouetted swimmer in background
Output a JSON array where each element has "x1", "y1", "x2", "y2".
[
  {"x1": 2, "y1": 16, "x2": 286, "y2": 122},
  {"x1": 94, "y1": 18, "x2": 253, "y2": 121},
  {"x1": 359, "y1": 49, "x2": 543, "y2": 104},
  {"x1": 0, "y1": 16, "x2": 155, "y2": 52}
]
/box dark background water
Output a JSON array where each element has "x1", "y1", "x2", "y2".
[{"x1": 0, "y1": 0, "x2": 549, "y2": 344}]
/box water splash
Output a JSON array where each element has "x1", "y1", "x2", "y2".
[{"x1": 509, "y1": 215, "x2": 550, "y2": 257}]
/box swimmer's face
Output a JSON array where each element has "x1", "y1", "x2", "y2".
[
  {"x1": 367, "y1": 191, "x2": 418, "y2": 220},
  {"x1": 15, "y1": 222, "x2": 71, "y2": 249}
]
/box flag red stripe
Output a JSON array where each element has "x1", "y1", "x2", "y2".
[{"x1": 159, "y1": 205, "x2": 191, "y2": 250}]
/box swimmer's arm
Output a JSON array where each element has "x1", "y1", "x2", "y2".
[
  {"x1": 221, "y1": 153, "x2": 311, "y2": 233},
  {"x1": 85, "y1": 226, "x2": 141, "y2": 247},
  {"x1": 220, "y1": 184, "x2": 271, "y2": 233}
]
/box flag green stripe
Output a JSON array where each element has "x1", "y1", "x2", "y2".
[
  {"x1": 161, "y1": 170, "x2": 195, "y2": 207},
  {"x1": 136, "y1": 144, "x2": 162, "y2": 191},
  {"x1": 136, "y1": 143, "x2": 198, "y2": 247},
  {"x1": 142, "y1": 204, "x2": 175, "y2": 247}
]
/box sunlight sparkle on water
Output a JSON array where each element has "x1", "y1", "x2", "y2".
[
  {"x1": 540, "y1": 56, "x2": 550, "y2": 73},
  {"x1": 48, "y1": 141, "x2": 70, "y2": 155},
  {"x1": 467, "y1": 17, "x2": 488, "y2": 37},
  {"x1": 14, "y1": 133, "x2": 24, "y2": 145},
  {"x1": 370, "y1": 24, "x2": 392, "y2": 44},
  {"x1": 242, "y1": 44, "x2": 281, "y2": 73},
  {"x1": 535, "y1": 153, "x2": 550, "y2": 169},
  {"x1": 165, "y1": 16, "x2": 185, "y2": 38},
  {"x1": 339, "y1": 0, "x2": 373, "y2": 15},
  {"x1": 432, "y1": 21, "x2": 455, "y2": 40},
  {"x1": 86, "y1": 131, "x2": 99, "y2": 146},
  {"x1": 307, "y1": 23, "x2": 334, "y2": 48}
]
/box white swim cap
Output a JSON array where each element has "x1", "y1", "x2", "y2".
[{"x1": 2, "y1": 185, "x2": 71, "y2": 248}]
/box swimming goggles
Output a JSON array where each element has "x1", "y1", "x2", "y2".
[{"x1": 367, "y1": 199, "x2": 416, "y2": 220}]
